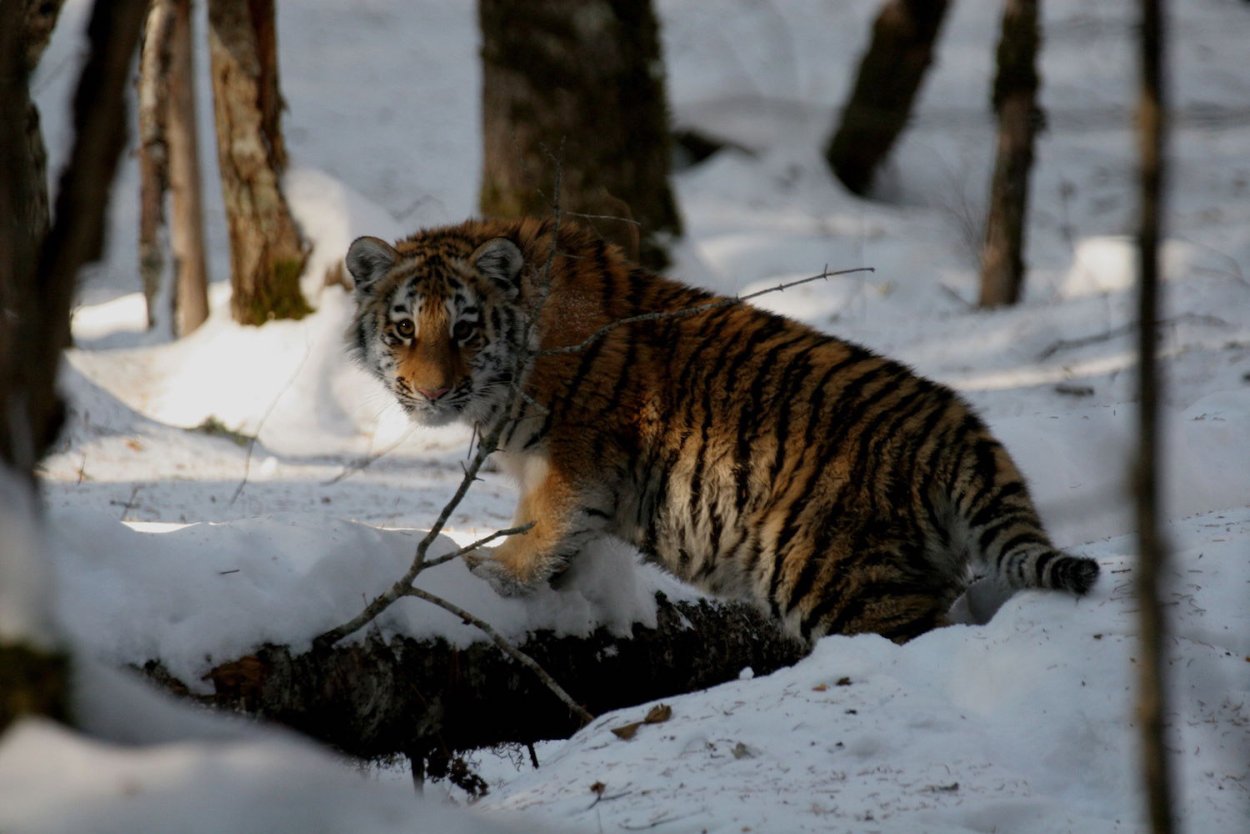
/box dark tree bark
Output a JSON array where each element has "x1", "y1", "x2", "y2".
[
  {"x1": 1133, "y1": 1, "x2": 1175, "y2": 831},
  {"x1": 0, "y1": 0, "x2": 146, "y2": 732},
  {"x1": 144, "y1": 595, "x2": 807, "y2": 762},
  {"x1": 825, "y1": 0, "x2": 950, "y2": 196},
  {"x1": 207, "y1": 0, "x2": 309, "y2": 325},
  {"x1": 478, "y1": 0, "x2": 682, "y2": 269},
  {"x1": 978, "y1": 0, "x2": 1041, "y2": 308},
  {"x1": 0, "y1": 0, "x2": 145, "y2": 480}
]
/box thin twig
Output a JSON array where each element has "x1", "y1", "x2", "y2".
[
  {"x1": 540, "y1": 265, "x2": 874, "y2": 357},
  {"x1": 565, "y1": 210, "x2": 641, "y2": 228},
  {"x1": 312, "y1": 415, "x2": 509, "y2": 650},
  {"x1": 422, "y1": 522, "x2": 535, "y2": 570},
  {"x1": 322, "y1": 428, "x2": 413, "y2": 486},
  {"x1": 230, "y1": 345, "x2": 311, "y2": 505},
  {"x1": 404, "y1": 584, "x2": 594, "y2": 726}
]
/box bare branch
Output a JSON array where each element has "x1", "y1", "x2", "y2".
[
  {"x1": 403, "y1": 585, "x2": 594, "y2": 726},
  {"x1": 540, "y1": 266, "x2": 875, "y2": 357},
  {"x1": 321, "y1": 428, "x2": 413, "y2": 486},
  {"x1": 422, "y1": 522, "x2": 535, "y2": 570},
  {"x1": 229, "y1": 346, "x2": 310, "y2": 505},
  {"x1": 311, "y1": 414, "x2": 508, "y2": 650}
]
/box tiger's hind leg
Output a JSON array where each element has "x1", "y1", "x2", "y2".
[{"x1": 780, "y1": 518, "x2": 965, "y2": 644}]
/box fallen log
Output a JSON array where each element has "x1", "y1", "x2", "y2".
[{"x1": 141, "y1": 593, "x2": 807, "y2": 762}]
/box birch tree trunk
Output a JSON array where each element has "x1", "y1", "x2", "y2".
[
  {"x1": 977, "y1": 0, "x2": 1041, "y2": 308},
  {"x1": 825, "y1": 0, "x2": 950, "y2": 196},
  {"x1": 478, "y1": 0, "x2": 681, "y2": 269},
  {"x1": 137, "y1": 0, "x2": 174, "y2": 328},
  {"x1": 167, "y1": 0, "x2": 209, "y2": 335},
  {"x1": 208, "y1": 0, "x2": 309, "y2": 325}
]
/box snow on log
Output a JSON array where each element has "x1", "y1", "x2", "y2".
[{"x1": 140, "y1": 594, "x2": 806, "y2": 761}]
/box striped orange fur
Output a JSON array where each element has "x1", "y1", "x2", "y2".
[{"x1": 346, "y1": 218, "x2": 1099, "y2": 643}]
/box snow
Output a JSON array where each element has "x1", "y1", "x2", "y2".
[
  {"x1": 3, "y1": 0, "x2": 1248, "y2": 831},
  {"x1": 0, "y1": 474, "x2": 55, "y2": 647}
]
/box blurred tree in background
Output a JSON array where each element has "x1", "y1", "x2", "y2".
[
  {"x1": 137, "y1": 0, "x2": 210, "y2": 336},
  {"x1": 825, "y1": 0, "x2": 950, "y2": 196},
  {"x1": 478, "y1": 0, "x2": 682, "y2": 269},
  {"x1": 978, "y1": 0, "x2": 1041, "y2": 308},
  {"x1": 208, "y1": 0, "x2": 309, "y2": 325},
  {"x1": 0, "y1": 0, "x2": 146, "y2": 732}
]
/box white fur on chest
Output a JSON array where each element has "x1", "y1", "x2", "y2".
[{"x1": 495, "y1": 449, "x2": 550, "y2": 492}]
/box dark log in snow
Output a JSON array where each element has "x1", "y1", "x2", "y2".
[{"x1": 142, "y1": 594, "x2": 807, "y2": 761}]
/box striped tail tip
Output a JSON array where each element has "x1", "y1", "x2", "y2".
[
  {"x1": 1003, "y1": 547, "x2": 1101, "y2": 595},
  {"x1": 1052, "y1": 554, "x2": 1100, "y2": 595}
]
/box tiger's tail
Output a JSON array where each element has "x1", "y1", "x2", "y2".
[{"x1": 951, "y1": 446, "x2": 1100, "y2": 597}]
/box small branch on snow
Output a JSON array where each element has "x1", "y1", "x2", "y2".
[
  {"x1": 404, "y1": 584, "x2": 594, "y2": 726},
  {"x1": 229, "y1": 345, "x2": 310, "y2": 505},
  {"x1": 421, "y1": 522, "x2": 535, "y2": 570}
]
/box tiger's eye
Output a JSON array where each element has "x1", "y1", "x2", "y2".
[
  {"x1": 453, "y1": 320, "x2": 477, "y2": 342},
  {"x1": 395, "y1": 319, "x2": 415, "y2": 338}
]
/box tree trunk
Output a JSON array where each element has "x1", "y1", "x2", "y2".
[
  {"x1": 825, "y1": 0, "x2": 950, "y2": 196},
  {"x1": 137, "y1": 0, "x2": 209, "y2": 336},
  {"x1": 167, "y1": 0, "x2": 210, "y2": 335},
  {"x1": 0, "y1": 0, "x2": 145, "y2": 732},
  {"x1": 0, "y1": 0, "x2": 144, "y2": 480},
  {"x1": 144, "y1": 595, "x2": 807, "y2": 763},
  {"x1": 207, "y1": 0, "x2": 309, "y2": 326},
  {"x1": 1133, "y1": 1, "x2": 1175, "y2": 831},
  {"x1": 978, "y1": 0, "x2": 1041, "y2": 308},
  {"x1": 137, "y1": 0, "x2": 175, "y2": 329},
  {"x1": 478, "y1": 0, "x2": 681, "y2": 269}
]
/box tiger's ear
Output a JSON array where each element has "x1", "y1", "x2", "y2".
[
  {"x1": 471, "y1": 237, "x2": 524, "y2": 298},
  {"x1": 346, "y1": 236, "x2": 399, "y2": 296}
]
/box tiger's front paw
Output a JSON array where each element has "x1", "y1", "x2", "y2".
[{"x1": 464, "y1": 551, "x2": 536, "y2": 598}]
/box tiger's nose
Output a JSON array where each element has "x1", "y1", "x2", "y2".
[{"x1": 417, "y1": 386, "x2": 450, "y2": 401}]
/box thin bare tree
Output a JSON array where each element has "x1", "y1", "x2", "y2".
[
  {"x1": 165, "y1": 0, "x2": 210, "y2": 335},
  {"x1": 137, "y1": 0, "x2": 174, "y2": 328},
  {"x1": 138, "y1": 0, "x2": 214, "y2": 335},
  {"x1": 978, "y1": 0, "x2": 1041, "y2": 307},
  {"x1": 825, "y1": 0, "x2": 951, "y2": 196},
  {"x1": 1133, "y1": 0, "x2": 1175, "y2": 831}
]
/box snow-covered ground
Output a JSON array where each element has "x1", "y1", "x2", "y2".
[{"x1": 3, "y1": 0, "x2": 1248, "y2": 831}]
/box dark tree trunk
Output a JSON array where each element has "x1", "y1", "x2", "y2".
[
  {"x1": 825, "y1": 0, "x2": 950, "y2": 196},
  {"x1": 978, "y1": 0, "x2": 1041, "y2": 308},
  {"x1": 1133, "y1": 2, "x2": 1175, "y2": 832},
  {"x1": 0, "y1": 0, "x2": 144, "y2": 480},
  {"x1": 0, "y1": 0, "x2": 145, "y2": 733},
  {"x1": 145, "y1": 595, "x2": 807, "y2": 763},
  {"x1": 208, "y1": 0, "x2": 309, "y2": 326},
  {"x1": 478, "y1": 0, "x2": 682, "y2": 269}
]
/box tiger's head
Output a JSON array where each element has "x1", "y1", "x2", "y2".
[{"x1": 345, "y1": 231, "x2": 529, "y2": 427}]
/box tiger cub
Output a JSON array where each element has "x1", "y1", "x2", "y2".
[{"x1": 346, "y1": 217, "x2": 1099, "y2": 643}]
